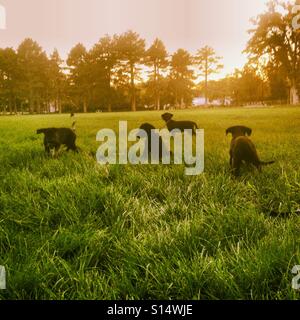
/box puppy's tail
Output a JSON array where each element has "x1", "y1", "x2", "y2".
[
  {"x1": 72, "y1": 121, "x2": 76, "y2": 132},
  {"x1": 260, "y1": 160, "x2": 275, "y2": 166},
  {"x1": 193, "y1": 123, "x2": 199, "y2": 135}
]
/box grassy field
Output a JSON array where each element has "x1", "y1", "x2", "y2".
[{"x1": 0, "y1": 106, "x2": 300, "y2": 300}]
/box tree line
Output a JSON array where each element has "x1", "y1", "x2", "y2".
[
  {"x1": 0, "y1": 31, "x2": 223, "y2": 114},
  {"x1": 0, "y1": 0, "x2": 299, "y2": 114}
]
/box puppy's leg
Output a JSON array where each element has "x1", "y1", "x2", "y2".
[
  {"x1": 68, "y1": 143, "x2": 78, "y2": 153},
  {"x1": 229, "y1": 150, "x2": 233, "y2": 167},
  {"x1": 44, "y1": 137, "x2": 51, "y2": 154},
  {"x1": 232, "y1": 158, "x2": 241, "y2": 177},
  {"x1": 44, "y1": 143, "x2": 51, "y2": 154},
  {"x1": 52, "y1": 144, "x2": 60, "y2": 158},
  {"x1": 255, "y1": 162, "x2": 262, "y2": 173}
]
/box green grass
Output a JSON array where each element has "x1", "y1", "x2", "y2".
[{"x1": 0, "y1": 106, "x2": 300, "y2": 300}]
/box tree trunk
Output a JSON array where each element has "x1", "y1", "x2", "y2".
[
  {"x1": 58, "y1": 99, "x2": 62, "y2": 114},
  {"x1": 8, "y1": 98, "x2": 12, "y2": 115},
  {"x1": 132, "y1": 93, "x2": 136, "y2": 112},
  {"x1": 205, "y1": 57, "x2": 208, "y2": 107},
  {"x1": 56, "y1": 95, "x2": 61, "y2": 114},
  {"x1": 290, "y1": 36, "x2": 299, "y2": 105},
  {"x1": 154, "y1": 64, "x2": 158, "y2": 110},
  {"x1": 29, "y1": 91, "x2": 33, "y2": 114},
  {"x1": 108, "y1": 71, "x2": 112, "y2": 113},
  {"x1": 83, "y1": 99, "x2": 88, "y2": 113},
  {"x1": 14, "y1": 98, "x2": 17, "y2": 114},
  {"x1": 156, "y1": 66, "x2": 161, "y2": 111},
  {"x1": 37, "y1": 98, "x2": 41, "y2": 114},
  {"x1": 130, "y1": 64, "x2": 136, "y2": 112},
  {"x1": 290, "y1": 85, "x2": 299, "y2": 105},
  {"x1": 157, "y1": 96, "x2": 161, "y2": 111}
]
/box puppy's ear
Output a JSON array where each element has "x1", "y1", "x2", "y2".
[
  {"x1": 226, "y1": 126, "x2": 252, "y2": 137},
  {"x1": 226, "y1": 127, "x2": 233, "y2": 136},
  {"x1": 243, "y1": 127, "x2": 252, "y2": 136}
]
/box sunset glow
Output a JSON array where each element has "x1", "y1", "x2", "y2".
[{"x1": 0, "y1": 0, "x2": 273, "y2": 78}]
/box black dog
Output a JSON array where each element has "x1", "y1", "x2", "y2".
[
  {"x1": 137, "y1": 123, "x2": 171, "y2": 161},
  {"x1": 37, "y1": 127, "x2": 78, "y2": 155},
  {"x1": 226, "y1": 126, "x2": 274, "y2": 176},
  {"x1": 226, "y1": 125, "x2": 252, "y2": 167},
  {"x1": 161, "y1": 112, "x2": 198, "y2": 134}
]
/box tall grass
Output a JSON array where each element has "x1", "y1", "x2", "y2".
[{"x1": 0, "y1": 107, "x2": 300, "y2": 300}]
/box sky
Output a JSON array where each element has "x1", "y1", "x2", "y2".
[{"x1": 0, "y1": 0, "x2": 275, "y2": 78}]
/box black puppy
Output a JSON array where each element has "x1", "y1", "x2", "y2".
[
  {"x1": 226, "y1": 126, "x2": 274, "y2": 176},
  {"x1": 37, "y1": 127, "x2": 78, "y2": 155},
  {"x1": 137, "y1": 123, "x2": 171, "y2": 161},
  {"x1": 161, "y1": 112, "x2": 198, "y2": 134},
  {"x1": 226, "y1": 126, "x2": 252, "y2": 167}
]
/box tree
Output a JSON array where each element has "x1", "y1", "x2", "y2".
[
  {"x1": 89, "y1": 35, "x2": 119, "y2": 112},
  {"x1": 48, "y1": 49, "x2": 66, "y2": 113},
  {"x1": 198, "y1": 77, "x2": 232, "y2": 105},
  {"x1": 195, "y1": 46, "x2": 223, "y2": 106},
  {"x1": 170, "y1": 49, "x2": 194, "y2": 108},
  {"x1": 17, "y1": 38, "x2": 49, "y2": 113},
  {"x1": 67, "y1": 43, "x2": 90, "y2": 113},
  {"x1": 0, "y1": 48, "x2": 20, "y2": 114},
  {"x1": 266, "y1": 66, "x2": 288, "y2": 102},
  {"x1": 197, "y1": 66, "x2": 268, "y2": 106},
  {"x1": 237, "y1": 66, "x2": 266, "y2": 104},
  {"x1": 245, "y1": 0, "x2": 300, "y2": 104},
  {"x1": 145, "y1": 38, "x2": 169, "y2": 110},
  {"x1": 117, "y1": 31, "x2": 146, "y2": 111}
]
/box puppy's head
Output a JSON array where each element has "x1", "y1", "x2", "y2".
[
  {"x1": 226, "y1": 126, "x2": 252, "y2": 138},
  {"x1": 137, "y1": 123, "x2": 156, "y2": 139},
  {"x1": 37, "y1": 128, "x2": 48, "y2": 135},
  {"x1": 140, "y1": 123, "x2": 155, "y2": 135},
  {"x1": 161, "y1": 113, "x2": 173, "y2": 123}
]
